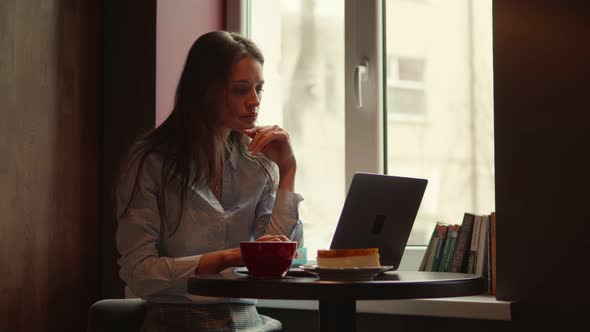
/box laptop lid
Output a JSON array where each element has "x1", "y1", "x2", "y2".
[{"x1": 329, "y1": 172, "x2": 428, "y2": 269}]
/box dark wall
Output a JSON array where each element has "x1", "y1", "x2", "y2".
[
  {"x1": 0, "y1": 1, "x2": 100, "y2": 331},
  {"x1": 101, "y1": 0, "x2": 157, "y2": 298},
  {"x1": 493, "y1": 0, "x2": 590, "y2": 317}
]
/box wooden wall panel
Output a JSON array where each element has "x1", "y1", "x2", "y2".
[
  {"x1": 494, "y1": 0, "x2": 590, "y2": 318},
  {"x1": 0, "y1": 1, "x2": 100, "y2": 331},
  {"x1": 101, "y1": 0, "x2": 157, "y2": 298}
]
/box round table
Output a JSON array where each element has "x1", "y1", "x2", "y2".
[{"x1": 188, "y1": 270, "x2": 483, "y2": 332}]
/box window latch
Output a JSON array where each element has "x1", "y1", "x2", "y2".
[{"x1": 354, "y1": 58, "x2": 369, "y2": 110}]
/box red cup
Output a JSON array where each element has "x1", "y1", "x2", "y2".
[{"x1": 240, "y1": 241, "x2": 297, "y2": 278}]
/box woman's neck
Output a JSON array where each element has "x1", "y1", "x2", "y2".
[{"x1": 221, "y1": 128, "x2": 232, "y2": 140}]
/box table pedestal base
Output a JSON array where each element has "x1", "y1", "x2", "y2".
[{"x1": 319, "y1": 299, "x2": 356, "y2": 332}]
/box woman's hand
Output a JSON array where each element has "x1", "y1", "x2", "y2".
[
  {"x1": 255, "y1": 234, "x2": 300, "y2": 258},
  {"x1": 243, "y1": 126, "x2": 296, "y2": 174},
  {"x1": 255, "y1": 234, "x2": 292, "y2": 242},
  {"x1": 194, "y1": 235, "x2": 293, "y2": 275},
  {"x1": 194, "y1": 248, "x2": 243, "y2": 275},
  {"x1": 243, "y1": 126, "x2": 297, "y2": 191}
]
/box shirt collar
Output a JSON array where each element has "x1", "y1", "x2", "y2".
[{"x1": 228, "y1": 143, "x2": 239, "y2": 170}]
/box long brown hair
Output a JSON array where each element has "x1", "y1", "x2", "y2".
[{"x1": 117, "y1": 31, "x2": 275, "y2": 236}]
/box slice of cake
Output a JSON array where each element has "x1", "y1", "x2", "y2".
[{"x1": 317, "y1": 248, "x2": 380, "y2": 268}]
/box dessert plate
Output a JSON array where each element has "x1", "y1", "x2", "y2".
[
  {"x1": 234, "y1": 266, "x2": 317, "y2": 278},
  {"x1": 298, "y1": 265, "x2": 394, "y2": 281}
]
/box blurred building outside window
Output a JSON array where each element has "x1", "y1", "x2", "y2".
[{"x1": 249, "y1": 0, "x2": 494, "y2": 261}]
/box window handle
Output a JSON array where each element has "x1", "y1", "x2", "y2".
[{"x1": 354, "y1": 58, "x2": 369, "y2": 109}]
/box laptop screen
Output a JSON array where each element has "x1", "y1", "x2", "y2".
[{"x1": 330, "y1": 172, "x2": 427, "y2": 269}]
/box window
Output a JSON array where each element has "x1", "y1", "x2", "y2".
[
  {"x1": 248, "y1": 0, "x2": 346, "y2": 259},
  {"x1": 230, "y1": 0, "x2": 494, "y2": 260},
  {"x1": 387, "y1": 56, "x2": 426, "y2": 118},
  {"x1": 385, "y1": 0, "x2": 495, "y2": 245}
]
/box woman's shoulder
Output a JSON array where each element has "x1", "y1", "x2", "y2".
[{"x1": 120, "y1": 144, "x2": 168, "y2": 178}]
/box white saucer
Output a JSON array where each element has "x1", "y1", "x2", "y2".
[{"x1": 299, "y1": 265, "x2": 394, "y2": 281}]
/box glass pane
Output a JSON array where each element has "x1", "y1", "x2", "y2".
[
  {"x1": 388, "y1": 87, "x2": 426, "y2": 115},
  {"x1": 250, "y1": 0, "x2": 345, "y2": 259},
  {"x1": 385, "y1": 0, "x2": 495, "y2": 245}
]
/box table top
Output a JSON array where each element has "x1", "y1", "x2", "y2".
[{"x1": 188, "y1": 270, "x2": 484, "y2": 301}]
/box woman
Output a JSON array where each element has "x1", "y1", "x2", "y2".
[{"x1": 115, "y1": 31, "x2": 303, "y2": 331}]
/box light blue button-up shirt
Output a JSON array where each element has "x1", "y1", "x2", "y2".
[{"x1": 116, "y1": 145, "x2": 303, "y2": 304}]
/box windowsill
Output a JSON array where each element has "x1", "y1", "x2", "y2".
[
  {"x1": 257, "y1": 294, "x2": 512, "y2": 321},
  {"x1": 275, "y1": 247, "x2": 513, "y2": 321}
]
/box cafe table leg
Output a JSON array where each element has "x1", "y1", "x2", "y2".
[{"x1": 318, "y1": 299, "x2": 356, "y2": 332}]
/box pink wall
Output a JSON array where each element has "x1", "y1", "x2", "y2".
[{"x1": 156, "y1": 0, "x2": 225, "y2": 126}]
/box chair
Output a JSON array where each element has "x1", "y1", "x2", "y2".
[{"x1": 87, "y1": 298, "x2": 147, "y2": 332}]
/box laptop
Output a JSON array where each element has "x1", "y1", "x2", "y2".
[
  {"x1": 237, "y1": 172, "x2": 427, "y2": 277},
  {"x1": 329, "y1": 172, "x2": 428, "y2": 270}
]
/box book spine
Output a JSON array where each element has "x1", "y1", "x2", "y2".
[
  {"x1": 425, "y1": 223, "x2": 445, "y2": 271},
  {"x1": 444, "y1": 225, "x2": 460, "y2": 272},
  {"x1": 437, "y1": 230, "x2": 451, "y2": 272},
  {"x1": 449, "y1": 213, "x2": 475, "y2": 273},
  {"x1": 467, "y1": 215, "x2": 481, "y2": 274},
  {"x1": 476, "y1": 215, "x2": 490, "y2": 276},
  {"x1": 490, "y1": 212, "x2": 497, "y2": 295},
  {"x1": 432, "y1": 224, "x2": 448, "y2": 272},
  {"x1": 486, "y1": 214, "x2": 492, "y2": 293},
  {"x1": 419, "y1": 224, "x2": 439, "y2": 271},
  {"x1": 439, "y1": 225, "x2": 459, "y2": 272}
]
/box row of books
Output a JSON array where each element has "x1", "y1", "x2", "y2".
[{"x1": 418, "y1": 212, "x2": 497, "y2": 295}]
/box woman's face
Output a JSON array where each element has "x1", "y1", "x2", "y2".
[{"x1": 218, "y1": 56, "x2": 264, "y2": 132}]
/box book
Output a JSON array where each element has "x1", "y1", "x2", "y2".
[
  {"x1": 476, "y1": 215, "x2": 490, "y2": 277},
  {"x1": 447, "y1": 225, "x2": 461, "y2": 271},
  {"x1": 486, "y1": 214, "x2": 492, "y2": 293},
  {"x1": 419, "y1": 225, "x2": 439, "y2": 271},
  {"x1": 423, "y1": 222, "x2": 444, "y2": 271},
  {"x1": 438, "y1": 225, "x2": 459, "y2": 272},
  {"x1": 431, "y1": 224, "x2": 449, "y2": 272},
  {"x1": 423, "y1": 223, "x2": 442, "y2": 271},
  {"x1": 490, "y1": 212, "x2": 497, "y2": 295},
  {"x1": 467, "y1": 215, "x2": 482, "y2": 274},
  {"x1": 424, "y1": 223, "x2": 447, "y2": 271},
  {"x1": 449, "y1": 213, "x2": 475, "y2": 273},
  {"x1": 437, "y1": 226, "x2": 452, "y2": 272},
  {"x1": 479, "y1": 215, "x2": 491, "y2": 293}
]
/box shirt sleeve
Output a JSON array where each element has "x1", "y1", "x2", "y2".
[
  {"x1": 115, "y1": 153, "x2": 201, "y2": 299},
  {"x1": 253, "y1": 177, "x2": 304, "y2": 246}
]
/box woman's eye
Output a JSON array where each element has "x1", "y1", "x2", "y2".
[
  {"x1": 231, "y1": 86, "x2": 250, "y2": 96},
  {"x1": 256, "y1": 88, "x2": 264, "y2": 95},
  {"x1": 231, "y1": 84, "x2": 250, "y2": 96}
]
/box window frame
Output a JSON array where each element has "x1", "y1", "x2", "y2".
[{"x1": 226, "y1": 0, "x2": 385, "y2": 187}]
